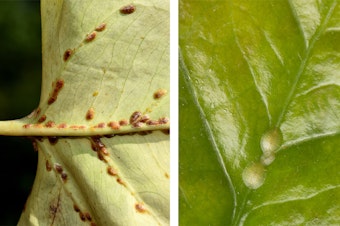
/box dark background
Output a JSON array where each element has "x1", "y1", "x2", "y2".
[{"x1": 0, "y1": 1, "x2": 41, "y2": 225}]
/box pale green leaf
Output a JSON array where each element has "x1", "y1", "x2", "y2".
[{"x1": 0, "y1": 0, "x2": 169, "y2": 225}]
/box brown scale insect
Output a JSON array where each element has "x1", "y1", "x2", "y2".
[
  {"x1": 85, "y1": 31, "x2": 96, "y2": 42},
  {"x1": 32, "y1": 140, "x2": 39, "y2": 152},
  {"x1": 86, "y1": 108, "x2": 95, "y2": 120},
  {"x1": 108, "y1": 121, "x2": 120, "y2": 130},
  {"x1": 107, "y1": 166, "x2": 117, "y2": 176},
  {"x1": 61, "y1": 172, "x2": 68, "y2": 182},
  {"x1": 90, "y1": 136, "x2": 105, "y2": 151},
  {"x1": 38, "y1": 115, "x2": 47, "y2": 123},
  {"x1": 23, "y1": 124, "x2": 32, "y2": 129},
  {"x1": 146, "y1": 120, "x2": 159, "y2": 126},
  {"x1": 130, "y1": 111, "x2": 142, "y2": 124},
  {"x1": 79, "y1": 212, "x2": 86, "y2": 221},
  {"x1": 97, "y1": 152, "x2": 107, "y2": 162},
  {"x1": 120, "y1": 4, "x2": 136, "y2": 14},
  {"x1": 161, "y1": 129, "x2": 170, "y2": 135},
  {"x1": 57, "y1": 123, "x2": 67, "y2": 129},
  {"x1": 135, "y1": 203, "x2": 147, "y2": 213},
  {"x1": 158, "y1": 117, "x2": 169, "y2": 124},
  {"x1": 153, "y1": 89, "x2": 167, "y2": 99},
  {"x1": 132, "y1": 121, "x2": 143, "y2": 128},
  {"x1": 100, "y1": 147, "x2": 109, "y2": 156},
  {"x1": 85, "y1": 212, "x2": 92, "y2": 221},
  {"x1": 119, "y1": 119, "x2": 129, "y2": 126},
  {"x1": 95, "y1": 122, "x2": 106, "y2": 128},
  {"x1": 45, "y1": 121, "x2": 56, "y2": 128},
  {"x1": 116, "y1": 178, "x2": 125, "y2": 186},
  {"x1": 73, "y1": 204, "x2": 80, "y2": 212},
  {"x1": 55, "y1": 164, "x2": 63, "y2": 174},
  {"x1": 63, "y1": 49, "x2": 73, "y2": 61},
  {"x1": 46, "y1": 160, "x2": 52, "y2": 171},
  {"x1": 48, "y1": 135, "x2": 58, "y2": 145},
  {"x1": 48, "y1": 79, "x2": 64, "y2": 105},
  {"x1": 139, "y1": 115, "x2": 150, "y2": 123},
  {"x1": 95, "y1": 23, "x2": 106, "y2": 32}
]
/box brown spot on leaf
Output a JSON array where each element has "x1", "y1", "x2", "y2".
[
  {"x1": 107, "y1": 166, "x2": 117, "y2": 176},
  {"x1": 48, "y1": 79, "x2": 64, "y2": 105},
  {"x1": 92, "y1": 91, "x2": 99, "y2": 96},
  {"x1": 120, "y1": 4, "x2": 136, "y2": 14},
  {"x1": 135, "y1": 203, "x2": 147, "y2": 213},
  {"x1": 86, "y1": 108, "x2": 95, "y2": 120},
  {"x1": 85, "y1": 31, "x2": 96, "y2": 42},
  {"x1": 63, "y1": 49, "x2": 73, "y2": 61},
  {"x1": 95, "y1": 23, "x2": 106, "y2": 32},
  {"x1": 38, "y1": 115, "x2": 47, "y2": 123},
  {"x1": 165, "y1": 172, "x2": 169, "y2": 179},
  {"x1": 153, "y1": 89, "x2": 167, "y2": 99}
]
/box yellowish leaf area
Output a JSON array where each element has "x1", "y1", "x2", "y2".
[{"x1": 0, "y1": 0, "x2": 169, "y2": 225}]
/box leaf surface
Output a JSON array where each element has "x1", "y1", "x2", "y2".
[
  {"x1": 179, "y1": 0, "x2": 340, "y2": 225},
  {"x1": 8, "y1": 0, "x2": 170, "y2": 225}
]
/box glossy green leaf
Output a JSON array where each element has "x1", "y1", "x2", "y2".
[
  {"x1": 0, "y1": 0, "x2": 169, "y2": 225},
  {"x1": 180, "y1": 0, "x2": 340, "y2": 225}
]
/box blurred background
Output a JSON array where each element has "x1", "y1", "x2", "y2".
[{"x1": 0, "y1": 0, "x2": 41, "y2": 225}]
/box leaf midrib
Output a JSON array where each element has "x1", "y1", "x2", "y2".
[
  {"x1": 276, "y1": 0, "x2": 338, "y2": 127},
  {"x1": 179, "y1": 50, "x2": 238, "y2": 220}
]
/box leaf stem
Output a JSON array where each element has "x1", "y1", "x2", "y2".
[{"x1": 0, "y1": 119, "x2": 169, "y2": 136}]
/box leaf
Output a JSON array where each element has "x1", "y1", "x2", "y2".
[
  {"x1": 179, "y1": 0, "x2": 340, "y2": 225},
  {"x1": 0, "y1": 0, "x2": 169, "y2": 225}
]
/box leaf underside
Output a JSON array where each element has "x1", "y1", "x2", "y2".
[
  {"x1": 180, "y1": 0, "x2": 340, "y2": 225},
  {"x1": 14, "y1": 0, "x2": 169, "y2": 225}
]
